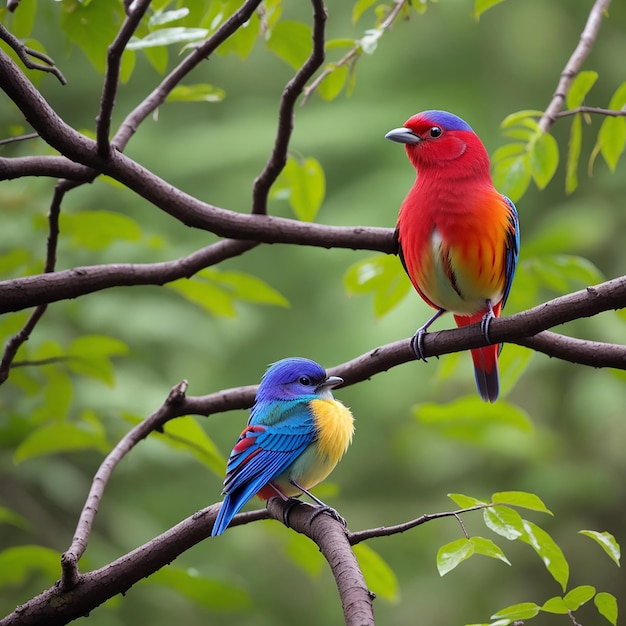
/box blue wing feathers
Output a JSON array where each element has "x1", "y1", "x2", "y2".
[
  {"x1": 501, "y1": 195, "x2": 520, "y2": 309},
  {"x1": 212, "y1": 399, "x2": 318, "y2": 537}
]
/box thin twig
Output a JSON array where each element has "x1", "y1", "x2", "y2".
[
  {"x1": 555, "y1": 105, "x2": 626, "y2": 119},
  {"x1": 60, "y1": 380, "x2": 190, "y2": 589},
  {"x1": 301, "y1": 0, "x2": 408, "y2": 106},
  {"x1": 539, "y1": 0, "x2": 612, "y2": 133},
  {"x1": 0, "y1": 22, "x2": 66, "y2": 84},
  {"x1": 0, "y1": 180, "x2": 71, "y2": 385},
  {"x1": 348, "y1": 506, "x2": 486, "y2": 545},
  {"x1": 112, "y1": 0, "x2": 264, "y2": 150},
  {"x1": 96, "y1": 0, "x2": 152, "y2": 157},
  {"x1": 251, "y1": 0, "x2": 327, "y2": 214},
  {"x1": 0, "y1": 132, "x2": 38, "y2": 146}
]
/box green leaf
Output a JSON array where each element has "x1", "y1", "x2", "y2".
[
  {"x1": 266, "y1": 21, "x2": 312, "y2": 70},
  {"x1": 128, "y1": 28, "x2": 208, "y2": 50},
  {"x1": 148, "y1": 567, "x2": 249, "y2": 610},
  {"x1": 0, "y1": 506, "x2": 30, "y2": 530},
  {"x1": 519, "y1": 520, "x2": 569, "y2": 590},
  {"x1": 469, "y1": 537, "x2": 511, "y2": 565},
  {"x1": 597, "y1": 116, "x2": 626, "y2": 172},
  {"x1": 483, "y1": 506, "x2": 525, "y2": 540},
  {"x1": 595, "y1": 592, "x2": 618, "y2": 625},
  {"x1": 59, "y1": 210, "x2": 142, "y2": 251},
  {"x1": 541, "y1": 596, "x2": 569, "y2": 614},
  {"x1": 271, "y1": 155, "x2": 325, "y2": 222},
  {"x1": 474, "y1": 0, "x2": 509, "y2": 19},
  {"x1": 168, "y1": 278, "x2": 236, "y2": 317},
  {"x1": 158, "y1": 416, "x2": 226, "y2": 476},
  {"x1": 353, "y1": 543, "x2": 398, "y2": 601},
  {"x1": 529, "y1": 132, "x2": 559, "y2": 189},
  {"x1": 436, "y1": 538, "x2": 474, "y2": 576},
  {"x1": 564, "y1": 585, "x2": 596, "y2": 610},
  {"x1": 9, "y1": 0, "x2": 37, "y2": 39},
  {"x1": 491, "y1": 602, "x2": 541, "y2": 620},
  {"x1": 566, "y1": 71, "x2": 598, "y2": 109},
  {"x1": 60, "y1": 1, "x2": 125, "y2": 73},
  {"x1": 352, "y1": 0, "x2": 378, "y2": 23},
  {"x1": 447, "y1": 493, "x2": 488, "y2": 509},
  {"x1": 284, "y1": 532, "x2": 325, "y2": 577},
  {"x1": 318, "y1": 64, "x2": 349, "y2": 101},
  {"x1": 566, "y1": 113, "x2": 582, "y2": 194},
  {"x1": 491, "y1": 491, "x2": 552, "y2": 515},
  {"x1": 169, "y1": 269, "x2": 287, "y2": 316},
  {"x1": 491, "y1": 151, "x2": 531, "y2": 202},
  {"x1": 68, "y1": 335, "x2": 128, "y2": 386},
  {"x1": 343, "y1": 254, "x2": 410, "y2": 318},
  {"x1": 216, "y1": 11, "x2": 259, "y2": 59},
  {"x1": 15, "y1": 417, "x2": 109, "y2": 463},
  {"x1": 166, "y1": 84, "x2": 226, "y2": 103},
  {"x1": 0, "y1": 545, "x2": 60, "y2": 587},
  {"x1": 497, "y1": 343, "x2": 533, "y2": 398},
  {"x1": 414, "y1": 397, "x2": 534, "y2": 445},
  {"x1": 527, "y1": 254, "x2": 604, "y2": 295},
  {"x1": 579, "y1": 530, "x2": 621, "y2": 566},
  {"x1": 201, "y1": 268, "x2": 289, "y2": 308},
  {"x1": 149, "y1": 8, "x2": 190, "y2": 27},
  {"x1": 500, "y1": 110, "x2": 544, "y2": 129}
]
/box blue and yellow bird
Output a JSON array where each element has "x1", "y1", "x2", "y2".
[{"x1": 211, "y1": 357, "x2": 354, "y2": 536}]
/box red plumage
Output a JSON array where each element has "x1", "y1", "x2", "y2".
[{"x1": 386, "y1": 110, "x2": 519, "y2": 402}]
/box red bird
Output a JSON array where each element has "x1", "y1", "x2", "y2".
[{"x1": 386, "y1": 110, "x2": 519, "y2": 402}]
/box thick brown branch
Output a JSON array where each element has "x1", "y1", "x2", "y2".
[
  {"x1": 0, "y1": 155, "x2": 90, "y2": 179},
  {"x1": 266, "y1": 499, "x2": 375, "y2": 626},
  {"x1": 1, "y1": 504, "x2": 268, "y2": 626},
  {"x1": 539, "y1": 0, "x2": 612, "y2": 132}
]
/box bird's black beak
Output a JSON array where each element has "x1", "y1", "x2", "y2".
[
  {"x1": 319, "y1": 375, "x2": 343, "y2": 390},
  {"x1": 385, "y1": 127, "x2": 421, "y2": 145}
]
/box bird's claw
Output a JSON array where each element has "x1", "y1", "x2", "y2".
[
  {"x1": 410, "y1": 328, "x2": 429, "y2": 362},
  {"x1": 480, "y1": 309, "x2": 496, "y2": 344},
  {"x1": 310, "y1": 504, "x2": 347, "y2": 528}
]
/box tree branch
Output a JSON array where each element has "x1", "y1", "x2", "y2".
[
  {"x1": 251, "y1": 0, "x2": 327, "y2": 214},
  {"x1": 0, "y1": 179, "x2": 71, "y2": 384},
  {"x1": 112, "y1": 0, "x2": 264, "y2": 150},
  {"x1": 555, "y1": 105, "x2": 626, "y2": 119},
  {"x1": 1, "y1": 503, "x2": 268, "y2": 626},
  {"x1": 266, "y1": 499, "x2": 375, "y2": 626},
  {"x1": 539, "y1": 0, "x2": 612, "y2": 133},
  {"x1": 301, "y1": 0, "x2": 408, "y2": 106},
  {"x1": 96, "y1": 0, "x2": 152, "y2": 157},
  {"x1": 0, "y1": 23, "x2": 66, "y2": 84}
]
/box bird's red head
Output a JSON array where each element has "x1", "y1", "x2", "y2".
[{"x1": 386, "y1": 110, "x2": 490, "y2": 177}]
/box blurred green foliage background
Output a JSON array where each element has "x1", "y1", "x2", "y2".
[{"x1": 0, "y1": 0, "x2": 625, "y2": 624}]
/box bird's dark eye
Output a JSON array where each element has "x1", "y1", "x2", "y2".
[
  {"x1": 298, "y1": 376, "x2": 312, "y2": 386},
  {"x1": 429, "y1": 126, "x2": 442, "y2": 138}
]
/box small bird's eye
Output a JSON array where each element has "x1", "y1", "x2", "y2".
[
  {"x1": 429, "y1": 126, "x2": 442, "y2": 138},
  {"x1": 298, "y1": 376, "x2": 312, "y2": 386}
]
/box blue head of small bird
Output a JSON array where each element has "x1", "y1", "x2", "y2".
[{"x1": 256, "y1": 357, "x2": 343, "y2": 402}]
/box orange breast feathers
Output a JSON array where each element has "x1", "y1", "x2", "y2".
[{"x1": 398, "y1": 185, "x2": 512, "y2": 315}]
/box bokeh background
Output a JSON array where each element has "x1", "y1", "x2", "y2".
[{"x1": 1, "y1": 0, "x2": 625, "y2": 624}]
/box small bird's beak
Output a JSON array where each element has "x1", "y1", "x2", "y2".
[
  {"x1": 319, "y1": 375, "x2": 343, "y2": 390},
  {"x1": 385, "y1": 127, "x2": 421, "y2": 145}
]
